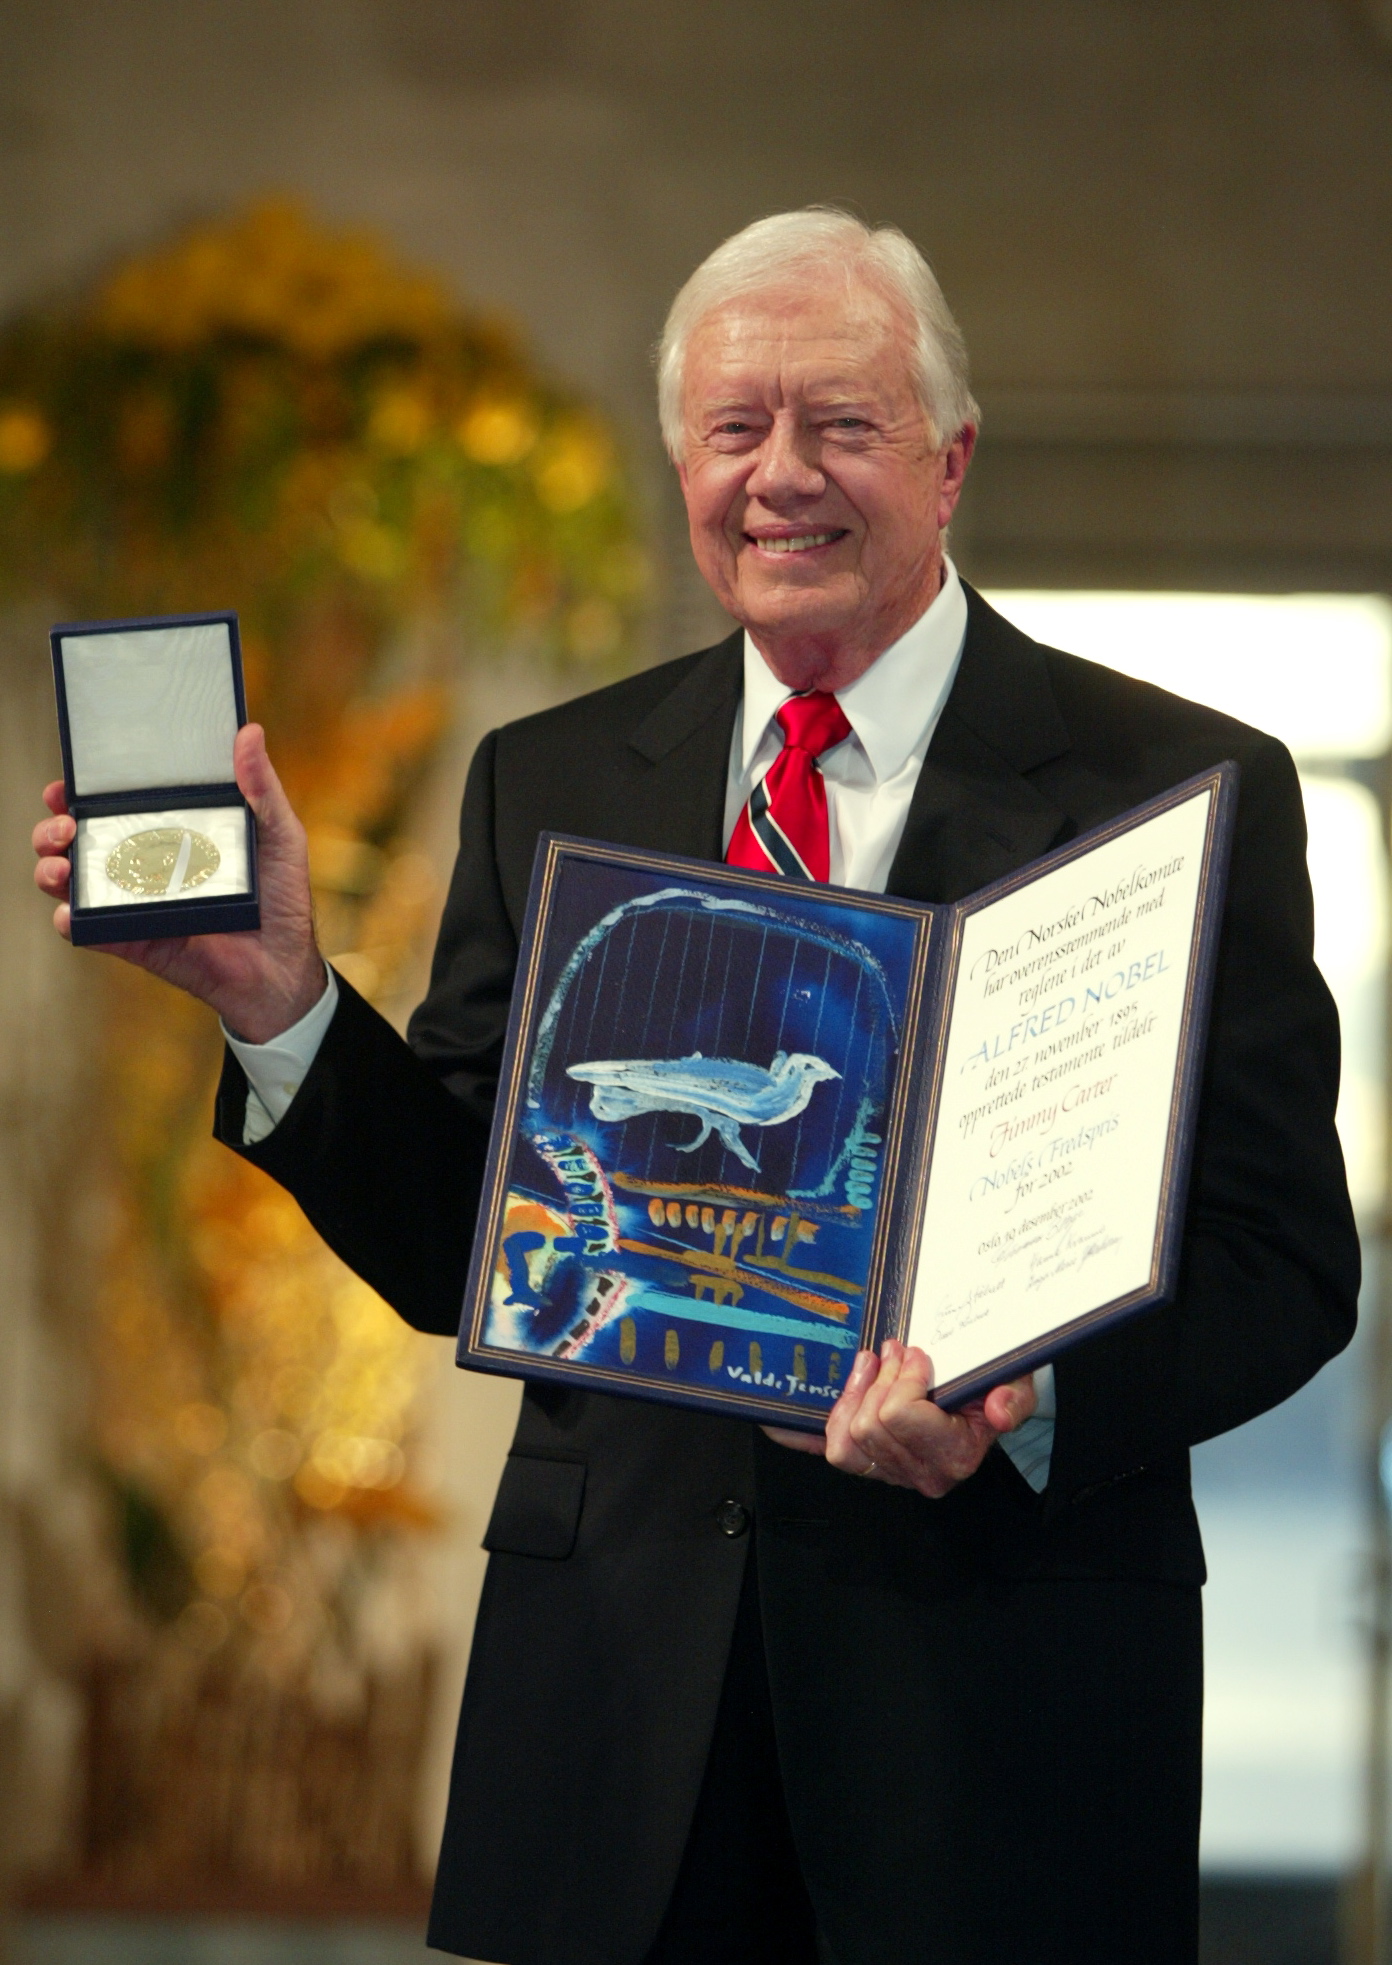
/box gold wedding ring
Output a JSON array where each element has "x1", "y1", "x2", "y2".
[{"x1": 105, "y1": 826, "x2": 221, "y2": 897}]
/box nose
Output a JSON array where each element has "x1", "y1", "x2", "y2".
[{"x1": 745, "y1": 410, "x2": 824, "y2": 505}]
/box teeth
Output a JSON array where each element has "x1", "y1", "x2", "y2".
[{"x1": 760, "y1": 532, "x2": 838, "y2": 553}]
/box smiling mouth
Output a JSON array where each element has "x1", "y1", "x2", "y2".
[{"x1": 747, "y1": 530, "x2": 849, "y2": 554}]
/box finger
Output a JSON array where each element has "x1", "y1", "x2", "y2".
[
  {"x1": 830, "y1": 1349, "x2": 879, "y2": 1425},
  {"x1": 881, "y1": 1355, "x2": 994, "y2": 1456},
  {"x1": 761, "y1": 1424, "x2": 828, "y2": 1456},
  {"x1": 875, "y1": 1346, "x2": 935, "y2": 1429},
  {"x1": 33, "y1": 811, "x2": 75, "y2": 857},
  {"x1": 845, "y1": 1340, "x2": 908, "y2": 1443},
  {"x1": 839, "y1": 1347, "x2": 925, "y2": 1486},
  {"x1": 880, "y1": 1343, "x2": 932, "y2": 1400},
  {"x1": 234, "y1": 725, "x2": 303, "y2": 852},
  {"x1": 824, "y1": 1351, "x2": 883, "y2": 1473},
  {"x1": 234, "y1": 719, "x2": 300, "y2": 833},
  {"x1": 863, "y1": 1348, "x2": 1005, "y2": 1493},
  {"x1": 849, "y1": 1342, "x2": 936, "y2": 1482},
  {"x1": 233, "y1": 722, "x2": 274, "y2": 806},
  {"x1": 42, "y1": 780, "x2": 70, "y2": 818},
  {"x1": 34, "y1": 853, "x2": 72, "y2": 899},
  {"x1": 52, "y1": 899, "x2": 71, "y2": 943},
  {"x1": 858, "y1": 1337, "x2": 906, "y2": 1409},
  {"x1": 982, "y1": 1373, "x2": 1037, "y2": 1435}
]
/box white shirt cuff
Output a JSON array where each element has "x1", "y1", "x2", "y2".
[
  {"x1": 222, "y1": 967, "x2": 339, "y2": 1146},
  {"x1": 997, "y1": 1364, "x2": 1056, "y2": 1493}
]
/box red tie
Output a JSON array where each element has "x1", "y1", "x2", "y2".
[{"x1": 727, "y1": 692, "x2": 852, "y2": 883}]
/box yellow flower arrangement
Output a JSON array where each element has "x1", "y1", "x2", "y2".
[
  {"x1": 0, "y1": 201, "x2": 647, "y2": 1754},
  {"x1": 96, "y1": 199, "x2": 454, "y2": 357},
  {"x1": 0, "y1": 403, "x2": 50, "y2": 472}
]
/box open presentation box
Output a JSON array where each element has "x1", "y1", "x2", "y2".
[{"x1": 51, "y1": 611, "x2": 259, "y2": 946}]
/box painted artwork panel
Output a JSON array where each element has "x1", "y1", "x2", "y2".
[{"x1": 474, "y1": 850, "x2": 928, "y2": 1422}]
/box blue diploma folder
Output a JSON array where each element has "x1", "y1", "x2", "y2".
[{"x1": 458, "y1": 765, "x2": 1236, "y2": 1429}]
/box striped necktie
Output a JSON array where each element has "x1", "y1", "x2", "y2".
[{"x1": 727, "y1": 691, "x2": 852, "y2": 883}]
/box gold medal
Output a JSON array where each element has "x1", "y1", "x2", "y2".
[{"x1": 105, "y1": 826, "x2": 221, "y2": 897}]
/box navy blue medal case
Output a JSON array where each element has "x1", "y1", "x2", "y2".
[{"x1": 50, "y1": 610, "x2": 260, "y2": 945}]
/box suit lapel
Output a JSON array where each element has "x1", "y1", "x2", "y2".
[
  {"x1": 886, "y1": 583, "x2": 1072, "y2": 905},
  {"x1": 624, "y1": 628, "x2": 744, "y2": 861}
]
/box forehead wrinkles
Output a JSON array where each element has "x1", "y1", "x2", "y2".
[{"x1": 686, "y1": 284, "x2": 916, "y2": 411}]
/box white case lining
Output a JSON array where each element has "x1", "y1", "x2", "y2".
[{"x1": 62, "y1": 622, "x2": 238, "y2": 796}]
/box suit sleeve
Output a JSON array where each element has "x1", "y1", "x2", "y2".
[
  {"x1": 212, "y1": 729, "x2": 518, "y2": 1338},
  {"x1": 1045, "y1": 737, "x2": 1360, "y2": 1509}
]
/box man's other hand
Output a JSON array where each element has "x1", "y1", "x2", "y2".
[
  {"x1": 32, "y1": 723, "x2": 325, "y2": 1044},
  {"x1": 762, "y1": 1340, "x2": 1037, "y2": 1499}
]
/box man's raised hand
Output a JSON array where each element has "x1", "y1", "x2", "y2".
[
  {"x1": 32, "y1": 723, "x2": 326, "y2": 1044},
  {"x1": 763, "y1": 1339, "x2": 1036, "y2": 1499}
]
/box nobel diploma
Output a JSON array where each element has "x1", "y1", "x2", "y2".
[
  {"x1": 459, "y1": 769, "x2": 1233, "y2": 1429},
  {"x1": 906, "y1": 783, "x2": 1221, "y2": 1398}
]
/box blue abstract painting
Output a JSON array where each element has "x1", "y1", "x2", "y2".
[{"x1": 475, "y1": 849, "x2": 927, "y2": 1420}]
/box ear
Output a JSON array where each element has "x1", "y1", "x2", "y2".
[{"x1": 936, "y1": 424, "x2": 977, "y2": 531}]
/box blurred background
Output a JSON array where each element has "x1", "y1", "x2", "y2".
[{"x1": 0, "y1": 4, "x2": 1390, "y2": 1962}]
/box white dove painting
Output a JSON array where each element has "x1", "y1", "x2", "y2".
[
  {"x1": 468, "y1": 846, "x2": 934, "y2": 1426},
  {"x1": 566, "y1": 1050, "x2": 840, "y2": 1172}
]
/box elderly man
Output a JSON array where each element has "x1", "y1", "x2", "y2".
[{"x1": 35, "y1": 210, "x2": 1357, "y2": 1965}]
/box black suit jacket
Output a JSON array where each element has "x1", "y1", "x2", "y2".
[{"x1": 216, "y1": 587, "x2": 1358, "y2": 1965}]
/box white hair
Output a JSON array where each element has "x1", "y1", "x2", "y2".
[{"x1": 656, "y1": 207, "x2": 980, "y2": 461}]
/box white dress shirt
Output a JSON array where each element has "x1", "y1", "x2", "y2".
[
  {"x1": 228, "y1": 967, "x2": 339, "y2": 1143},
  {"x1": 226, "y1": 555, "x2": 1055, "y2": 1488},
  {"x1": 723, "y1": 556, "x2": 968, "y2": 878}
]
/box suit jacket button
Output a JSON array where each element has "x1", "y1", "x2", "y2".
[{"x1": 715, "y1": 1499, "x2": 750, "y2": 1538}]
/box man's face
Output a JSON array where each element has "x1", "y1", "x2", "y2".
[{"x1": 677, "y1": 278, "x2": 974, "y2": 688}]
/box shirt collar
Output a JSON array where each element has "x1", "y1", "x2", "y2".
[{"x1": 740, "y1": 558, "x2": 969, "y2": 781}]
